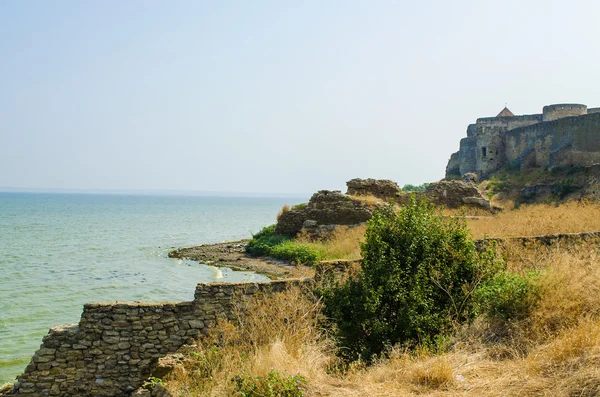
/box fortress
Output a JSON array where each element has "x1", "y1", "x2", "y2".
[{"x1": 445, "y1": 103, "x2": 600, "y2": 179}]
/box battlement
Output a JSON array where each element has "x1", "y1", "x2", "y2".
[{"x1": 542, "y1": 103, "x2": 587, "y2": 122}]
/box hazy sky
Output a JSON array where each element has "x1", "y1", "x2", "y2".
[{"x1": 2, "y1": 1, "x2": 600, "y2": 195}]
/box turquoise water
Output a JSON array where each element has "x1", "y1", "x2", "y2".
[{"x1": 0, "y1": 192, "x2": 304, "y2": 384}]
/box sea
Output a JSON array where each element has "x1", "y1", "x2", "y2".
[{"x1": 0, "y1": 191, "x2": 305, "y2": 385}]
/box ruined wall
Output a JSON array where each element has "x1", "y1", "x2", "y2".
[
  {"x1": 458, "y1": 137, "x2": 476, "y2": 176},
  {"x1": 275, "y1": 190, "x2": 373, "y2": 237},
  {"x1": 346, "y1": 178, "x2": 401, "y2": 199},
  {"x1": 542, "y1": 104, "x2": 587, "y2": 122},
  {"x1": 445, "y1": 152, "x2": 460, "y2": 178},
  {"x1": 7, "y1": 280, "x2": 311, "y2": 397}
]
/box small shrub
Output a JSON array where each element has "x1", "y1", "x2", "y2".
[
  {"x1": 246, "y1": 225, "x2": 289, "y2": 257},
  {"x1": 233, "y1": 370, "x2": 306, "y2": 397},
  {"x1": 474, "y1": 271, "x2": 540, "y2": 321},
  {"x1": 291, "y1": 203, "x2": 307, "y2": 211},
  {"x1": 269, "y1": 241, "x2": 324, "y2": 266},
  {"x1": 554, "y1": 177, "x2": 576, "y2": 198},
  {"x1": 402, "y1": 183, "x2": 430, "y2": 192},
  {"x1": 143, "y1": 376, "x2": 164, "y2": 390}
]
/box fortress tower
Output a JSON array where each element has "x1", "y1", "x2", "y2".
[{"x1": 445, "y1": 103, "x2": 600, "y2": 179}]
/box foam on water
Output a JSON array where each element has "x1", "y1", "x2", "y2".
[{"x1": 0, "y1": 192, "x2": 304, "y2": 384}]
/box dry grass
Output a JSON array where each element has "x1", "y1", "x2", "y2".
[
  {"x1": 295, "y1": 225, "x2": 366, "y2": 261},
  {"x1": 165, "y1": 202, "x2": 600, "y2": 396},
  {"x1": 277, "y1": 204, "x2": 291, "y2": 222},
  {"x1": 163, "y1": 286, "x2": 334, "y2": 396},
  {"x1": 165, "y1": 242, "x2": 600, "y2": 396},
  {"x1": 467, "y1": 200, "x2": 600, "y2": 239},
  {"x1": 348, "y1": 194, "x2": 385, "y2": 206}
]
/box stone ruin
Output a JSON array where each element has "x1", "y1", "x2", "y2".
[
  {"x1": 275, "y1": 190, "x2": 373, "y2": 237},
  {"x1": 1, "y1": 280, "x2": 310, "y2": 397},
  {"x1": 276, "y1": 179, "x2": 492, "y2": 238},
  {"x1": 346, "y1": 178, "x2": 401, "y2": 200}
]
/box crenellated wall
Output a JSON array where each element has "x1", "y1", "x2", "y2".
[{"x1": 4, "y1": 280, "x2": 311, "y2": 397}]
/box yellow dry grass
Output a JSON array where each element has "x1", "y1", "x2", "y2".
[
  {"x1": 277, "y1": 204, "x2": 291, "y2": 222},
  {"x1": 348, "y1": 194, "x2": 385, "y2": 206},
  {"x1": 165, "y1": 202, "x2": 600, "y2": 396},
  {"x1": 467, "y1": 200, "x2": 600, "y2": 239},
  {"x1": 295, "y1": 225, "x2": 366, "y2": 261}
]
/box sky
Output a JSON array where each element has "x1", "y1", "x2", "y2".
[{"x1": 2, "y1": 0, "x2": 600, "y2": 195}]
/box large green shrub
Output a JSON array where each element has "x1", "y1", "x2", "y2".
[{"x1": 323, "y1": 198, "x2": 498, "y2": 361}]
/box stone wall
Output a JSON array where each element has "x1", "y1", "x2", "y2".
[
  {"x1": 345, "y1": 178, "x2": 401, "y2": 200},
  {"x1": 448, "y1": 104, "x2": 600, "y2": 179},
  {"x1": 275, "y1": 190, "x2": 373, "y2": 237},
  {"x1": 4, "y1": 280, "x2": 311, "y2": 397},
  {"x1": 505, "y1": 113, "x2": 600, "y2": 169}
]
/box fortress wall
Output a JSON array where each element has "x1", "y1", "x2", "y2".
[
  {"x1": 473, "y1": 127, "x2": 505, "y2": 175},
  {"x1": 445, "y1": 152, "x2": 460, "y2": 178},
  {"x1": 458, "y1": 137, "x2": 476, "y2": 175},
  {"x1": 588, "y1": 108, "x2": 600, "y2": 114},
  {"x1": 8, "y1": 279, "x2": 311, "y2": 397},
  {"x1": 542, "y1": 104, "x2": 587, "y2": 122},
  {"x1": 505, "y1": 113, "x2": 600, "y2": 168},
  {"x1": 474, "y1": 114, "x2": 542, "y2": 131},
  {"x1": 506, "y1": 114, "x2": 543, "y2": 130}
]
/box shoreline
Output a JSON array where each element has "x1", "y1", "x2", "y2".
[{"x1": 168, "y1": 240, "x2": 313, "y2": 280}]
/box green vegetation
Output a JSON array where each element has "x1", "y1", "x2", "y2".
[
  {"x1": 322, "y1": 198, "x2": 502, "y2": 361},
  {"x1": 474, "y1": 270, "x2": 540, "y2": 321},
  {"x1": 401, "y1": 183, "x2": 430, "y2": 192},
  {"x1": 233, "y1": 370, "x2": 306, "y2": 397},
  {"x1": 246, "y1": 225, "x2": 324, "y2": 266},
  {"x1": 291, "y1": 203, "x2": 307, "y2": 211}
]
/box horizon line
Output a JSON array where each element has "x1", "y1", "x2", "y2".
[{"x1": 0, "y1": 186, "x2": 310, "y2": 198}]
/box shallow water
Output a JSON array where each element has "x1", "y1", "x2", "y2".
[{"x1": 0, "y1": 192, "x2": 304, "y2": 384}]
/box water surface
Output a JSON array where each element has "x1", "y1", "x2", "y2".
[{"x1": 0, "y1": 192, "x2": 304, "y2": 384}]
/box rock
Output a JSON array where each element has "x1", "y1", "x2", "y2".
[
  {"x1": 346, "y1": 178, "x2": 401, "y2": 200},
  {"x1": 275, "y1": 190, "x2": 373, "y2": 237},
  {"x1": 424, "y1": 180, "x2": 491, "y2": 209},
  {"x1": 462, "y1": 172, "x2": 478, "y2": 183}
]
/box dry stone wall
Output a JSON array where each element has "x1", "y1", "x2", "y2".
[
  {"x1": 346, "y1": 178, "x2": 401, "y2": 200},
  {"x1": 5, "y1": 280, "x2": 310, "y2": 397},
  {"x1": 275, "y1": 190, "x2": 373, "y2": 237}
]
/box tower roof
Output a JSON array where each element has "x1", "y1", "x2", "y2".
[{"x1": 496, "y1": 107, "x2": 515, "y2": 117}]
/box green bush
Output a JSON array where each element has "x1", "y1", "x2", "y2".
[
  {"x1": 246, "y1": 225, "x2": 323, "y2": 265},
  {"x1": 474, "y1": 271, "x2": 539, "y2": 321},
  {"x1": 233, "y1": 370, "x2": 306, "y2": 397},
  {"x1": 402, "y1": 183, "x2": 430, "y2": 192},
  {"x1": 291, "y1": 203, "x2": 307, "y2": 211},
  {"x1": 322, "y1": 198, "x2": 499, "y2": 361},
  {"x1": 269, "y1": 241, "x2": 324, "y2": 266},
  {"x1": 246, "y1": 225, "x2": 290, "y2": 257}
]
